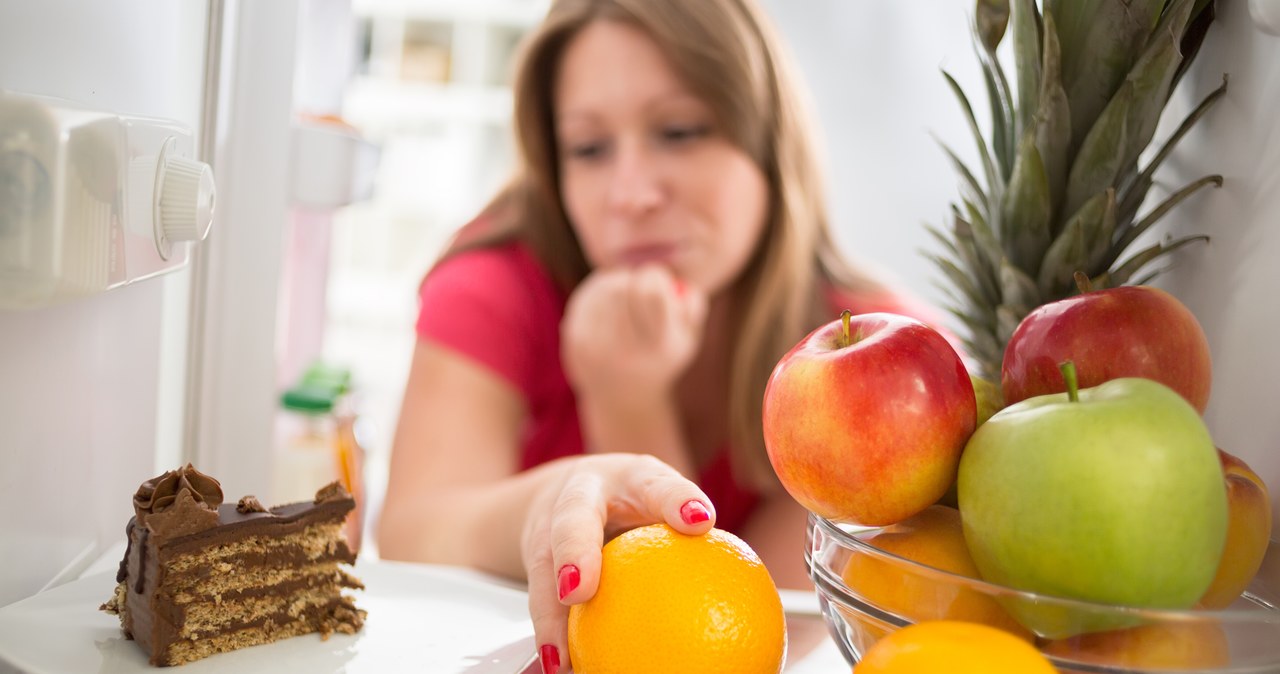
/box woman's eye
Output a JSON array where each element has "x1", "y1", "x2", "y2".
[
  {"x1": 566, "y1": 141, "x2": 608, "y2": 160},
  {"x1": 661, "y1": 125, "x2": 709, "y2": 144}
]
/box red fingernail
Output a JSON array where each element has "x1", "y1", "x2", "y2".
[
  {"x1": 680, "y1": 499, "x2": 710, "y2": 524},
  {"x1": 540, "y1": 644, "x2": 560, "y2": 674},
  {"x1": 557, "y1": 564, "x2": 580, "y2": 601}
]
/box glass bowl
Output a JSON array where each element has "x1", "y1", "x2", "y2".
[{"x1": 806, "y1": 512, "x2": 1280, "y2": 673}]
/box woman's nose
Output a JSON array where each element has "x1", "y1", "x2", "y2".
[{"x1": 605, "y1": 137, "x2": 664, "y2": 218}]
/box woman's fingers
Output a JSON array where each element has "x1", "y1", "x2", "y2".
[
  {"x1": 567, "y1": 265, "x2": 702, "y2": 361},
  {"x1": 550, "y1": 456, "x2": 717, "y2": 602},
  {"x1": 626, "y1": 454, "x2": 716, "y2": 536},
  {"x1": 547, "y1": 467, "x2": 607, "y2": 603},
  {"x1": 523, "y1": 486, "x2": 567, "y2": 674},
  {"x1": 627, "y1": 265, "x2": 673, "y2": 344},
  {"x1": 676, "y1": 278, "x2": 708, "y2": 338}
]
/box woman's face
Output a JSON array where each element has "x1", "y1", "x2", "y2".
[{"x1": 553, "y1": 20, "x2": 770, "y2": 293}]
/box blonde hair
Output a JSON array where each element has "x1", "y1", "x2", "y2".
[{"x1": 455, "y1": 0, "x2": 883, "y2": 490}]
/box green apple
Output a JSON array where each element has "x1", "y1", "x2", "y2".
[{"x1": 957, "y1": 363, "x2": 1228, "y2": 638}]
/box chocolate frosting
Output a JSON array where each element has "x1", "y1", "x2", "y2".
[
  {"x1": 314, "y1": 481, "x2": 351, "y2": 504},
  {"x1": 133, "y1": 464, "x2": 223, "y2": 539},
  {"x1": 236, "y1": 495, "x2": 268, "y2": 514}
]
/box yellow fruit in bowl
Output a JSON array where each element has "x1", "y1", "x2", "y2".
[
  {"x1": 971, "y1": 372, "x2": 1005, "y2": 426},
  {"x1": 1198, "y1": 448, "x2": 1273, "y2": 609},
  {"x1": 840, "y1": 505, "x2": 1033, "y2": 643},
  {"x1": 853, "y1": 620, "x2": 1055, "y2": 673},
  {"x1": 567, "y1": 524, "x2": 785, "y2": 673},
  {"x1": 1044, "y1": 621, "x2": 1230, "y2": 672},
  {"x1": 936, "y1": 374, "x2": 1005, "y2": 509}
]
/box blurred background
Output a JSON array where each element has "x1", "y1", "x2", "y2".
[{"x1": 2, "y1": 0, "x2": 1277, "y2": 609}]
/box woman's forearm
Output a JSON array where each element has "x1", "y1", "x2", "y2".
[
  {"x1": 377, "y1": 461, "x2": 564, "y2": 581},
  {"x1": 576, "y1": 394, "x2": 696, "y2": 478}
]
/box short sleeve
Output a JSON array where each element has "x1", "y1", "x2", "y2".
[{"x1": 416, "y1": 244, "x2": 561, "y2": 398}]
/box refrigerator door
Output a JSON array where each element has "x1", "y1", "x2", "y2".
[{"x1": 0, "y1": 0, "x2": 213, "y2": 607}]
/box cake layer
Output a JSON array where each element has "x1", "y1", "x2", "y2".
[
  {"x1": 179, "y1": 590, "x2": 361, "y2": 639},
  {"x1": 166, "y1": 550, "x2": 356, "y2": 590},
  {"x1": 162, "y1": 599, "x2": 365, "y2": 667},
  {"x1": 158, "y1": 499, "x2": 354, "y2": 558},
  {"x1": 168, "y1": 564, "x2": 362, "y2": 604},
  {"x1": 166, "y1": 522, "x2": 354, "y2": 574}
]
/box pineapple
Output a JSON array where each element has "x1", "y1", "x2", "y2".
[{"x1": 931, "y1": 0, "x2": 1224, "y2": 380}]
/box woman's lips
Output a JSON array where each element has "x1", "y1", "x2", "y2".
[{"x1": 617, "y1": 243, "x2": 679, "y2": 266}]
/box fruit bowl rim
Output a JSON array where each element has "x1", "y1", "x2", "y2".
[{"x1": 806, "y1": 512, "x2": 1280, "y2": 625}]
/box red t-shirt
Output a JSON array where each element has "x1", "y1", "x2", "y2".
[{"x1": 416, "y1": 241, "x2": 944, "y2": 533}]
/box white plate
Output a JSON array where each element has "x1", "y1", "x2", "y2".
[{"x1": 0, "y1": 559, "x2": 535, "y2": 673}]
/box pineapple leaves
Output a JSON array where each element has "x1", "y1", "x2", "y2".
[
  {"x1": 1038, "y1": 188, "x2": 1116, "y2": 298},
  {"x1": 1063, "y1": 81, "x2": 1131, "y2": 219},
  {"x1": 1118, "y1": 74, "x2": 1228, "y2": 220},
  {"x1": 936, "y1": 137, "x2": 989, "y2": 217},
  {"x1": 996, "y1": 307, "x2": 1025, "y2": 350},
  {"x1": 975, "y1": 0, "x2": 1010, "y2": 52},
  {"x1": 961, "y1": 200, "x2": 1004, "y2": 270},
  {"x1": 1108, "y1": 234, "x2": 1210, "y2": 286},
  {"x1": 944, "y1": 70, "x2": 1000, "y2": 201},
  {"x1": 1063, "y1": 0, "x2": 1193, "y2": 219},
  {"x1": 1058, "y1": 0, "x2": 1166, "y2": 153},
  {"x1": 999, "y1": 259, "x2": 1040, "y2": 320},
  {"x1": 1110, "y1": 174, "x2": 1222, "y2": 263},
  {"x1": 1118, "y1": 0, "x2": 1196, "y2": 175},
  {"x1": 1173, "y1": 0, "x2": 1217, "y2": 93},
  {"x1": 928, "y1": 250, "x2": 989, "y2": 312},
  {"x1": 1035, "y1": 12, "x2": 1072, "y2": 221},
  {"x1": 926, "y1": 212, "x2": 1002, "y2": 315},
  {"x1": 997, "y1": 258, "x2": 1040, "y2": 345},
  {"x1": 1001, "y1": 134, "x2": 1053, "y2": 276},
  {"x1": 1011, "y1": 0, "x2": 1042, "y2": 134},
  {"x1": 975, "y1": 0, "x2": 1016, "y2": 178},
  {"x1": 952, "y1": 210, "x2": 1003, "y2": 304},
  {"x1": 979, "y1": 46, "x2": 1016, "y2": 181},
  {"x1": 947, "y1": 306, "x2": 1004, "y2": 377}
]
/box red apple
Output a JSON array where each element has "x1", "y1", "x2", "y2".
[
  {"x1": 762, "y1": 312, "x2": 976, "y2": 526},
  {"x1": 1002, "y1": 282, "x2": 1211, "y2": 413},
  {"x1": 1198, "y1": 448, "x2": 1273, "y2": 608}
]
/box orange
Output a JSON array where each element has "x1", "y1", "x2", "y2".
[
  {"x1": 841, "y1": 506, "x2": 1033, "y2": 642},
  {"x1": 854, "y1": 620, "x2": 1056, "y2": 673},
  {"x1": 566, "y1": 524, "x2": 786, "y2": 673}
]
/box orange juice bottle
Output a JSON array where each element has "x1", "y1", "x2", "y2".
[{"x1": 275, "y1": 363, "x2": 365, "y2": 551}]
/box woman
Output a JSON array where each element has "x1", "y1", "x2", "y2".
[{"x1": 377, "y1": 0, "x2": 935, "y2": 671}]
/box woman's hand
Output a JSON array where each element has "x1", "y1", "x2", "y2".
[
  {"x1": 561, "y1": 265, "x2": 707, "y2": 409},
  {"x1": 521, "y1": 454, "x2": 715, "y2": 674},
  {"x1": 560, "y1": 265, "x2": 708, "y2": 474}
]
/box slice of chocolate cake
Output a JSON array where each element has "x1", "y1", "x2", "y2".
[{"x1": 100, "y1": 465, "x2": 365, "y2": 666}]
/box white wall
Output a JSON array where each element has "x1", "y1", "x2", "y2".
[
  {"x1": 1159, "y1": 2, "x2": 1280, "y2": 533},
  {"x1": 0, "y1": 1, "x2": 210, "y2": 606},
  {"x1": 759, "y1": 0, "x2": 982, "y2": 315},
  {"x1": 762, "y1": 1, "x2": 1280, "y2": 536}
]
